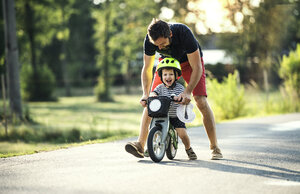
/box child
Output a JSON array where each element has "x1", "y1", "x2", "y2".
[{"x1": 149, "y1": 57, "x2": 197, "y2": 160}]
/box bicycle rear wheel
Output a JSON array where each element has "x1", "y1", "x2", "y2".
[{"x1": 166, "y1": 129, "x2": 178, "y2": 160}]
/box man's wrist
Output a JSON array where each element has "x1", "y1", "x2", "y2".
[
  {"x1": 142, "y1": 93, "x2": 149, "y2": 99},
  {"x1": 184, "y1": 87, "x2": 192, "y2": 95}
]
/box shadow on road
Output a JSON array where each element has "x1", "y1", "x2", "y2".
[{"x1": 138, "y1": 159, "x2": 300, "y2": 182}]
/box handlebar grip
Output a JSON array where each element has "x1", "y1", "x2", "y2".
[{"x1": 170, "y1": 94, "x2": 182, "y2": 102}]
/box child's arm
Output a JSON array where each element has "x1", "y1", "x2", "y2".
[
  {"x1": 149, "y1": 91, "x2": 158, "y2": 97},
  {"x1": 151, "y1": 84, "x2": 162, "y2": 97}
]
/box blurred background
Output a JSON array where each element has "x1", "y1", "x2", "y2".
[{"x1": 0, "y1": 0, "x2": 299, "y2": 156}]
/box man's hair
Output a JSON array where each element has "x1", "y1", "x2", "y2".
[{"x1": 147, "y1": 18, "x2": 171, "y2": 42}]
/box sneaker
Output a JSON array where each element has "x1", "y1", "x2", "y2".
[
  {"x1": 125, "y1": 142, "x2": 144, "y2": 158},
  {"x1": 186, "y1": 147, "x2": 197, "y2": 160},
  {"x1": 211, "y1": 146, "x2": 223, "y2": 160}
]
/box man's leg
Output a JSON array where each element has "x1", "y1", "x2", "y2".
[
  {"x1": 125, "y1": 71, "x2": 162, "y2": 158},
  {"x1": 137, "y1": 108, "x2": 151, "y2": 148},
  {"x1": 194, "y1": 95, "x2": 223, "y2": 159},
  {"x1": 180, "y1": 58, "x2": 222, "y2": 159},
  {"x1": 194, "y1": 96, "x2": 217, "y2": 147}
]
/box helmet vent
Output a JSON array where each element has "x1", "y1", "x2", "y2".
[
  {"x1": 171, "y1": 60, "x2": 174, "y2": 63},
  {"x1": 166, "y1": 59, "x2": 169, "y2": 63}
]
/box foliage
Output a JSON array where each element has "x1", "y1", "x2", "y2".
[
  {"x1": 0, "y1": 2, "x2": 4, "y2": 68},
  {"x1": 278, "y1": 44, "x2": 300, "y2": 111},
  {"x1": 92, "y1": 0, "x2": 160, "y2": 100},
  {"x1": 207, "y1": 71, "x2": 245, "y2": 120},
  {"x1": 20, "y1": 64, "x2": 56, "y2": 101},
  {"x1": 205, "y1": 63, "x2": 229, "y2": 82},
  {"x1": 218, "y1": 0, "x2": 297, "y2": 87}
]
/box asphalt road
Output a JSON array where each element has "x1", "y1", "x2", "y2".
[{"x1": 0, "y1": 113, "x2": 300, "y2": 194}]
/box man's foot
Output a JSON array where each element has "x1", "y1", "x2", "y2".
[
  {"x1": 186, "y1": 147, "x2": 197, "y2": 160},
  {"x1": 125, "y1": 142, "x2": 144, "y2": 158},
  {"x1": 211, "y1": 146, "x2": 223, "y2": 160}
]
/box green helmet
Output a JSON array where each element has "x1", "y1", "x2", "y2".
[{"x1": 157, "y1": 57, "x2": 182, "y2": 79}]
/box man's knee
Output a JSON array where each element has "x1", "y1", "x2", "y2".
[{"x1": 194, "y1": 96, "x2": 208, "y2": 111}]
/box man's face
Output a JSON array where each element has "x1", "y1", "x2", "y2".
[{"x1": 152, "y1": 37, "x2": 171, "y2": 50}]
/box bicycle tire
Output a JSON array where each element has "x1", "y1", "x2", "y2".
[
  {"x1": 166, "y1": 129, "x2": 178, "y2": 160},
  {"x1": 147, "y1": 126, "x2": 166, "y2": 163}
]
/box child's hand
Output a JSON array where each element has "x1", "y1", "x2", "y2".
[
  {"x1": 149, "y1": 92, "x2": 158, "y2": 97},
  {"x1": 173, "y1": 96, "x2": 179, "y2": 102},
  {"x1": 171, "y1": 94, "x2": 182, "y2": 103}
]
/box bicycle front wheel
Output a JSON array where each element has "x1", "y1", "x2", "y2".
[{"x1": 147, "y1": 126, "x2": 166, "y2": 163}]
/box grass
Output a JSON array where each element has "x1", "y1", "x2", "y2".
[
  {"x1": 0, "y1": 87, "x2": 298, "y2": 158},
  {"x1": 0, "y1": 94, "x2": 143, "y2": 157}
]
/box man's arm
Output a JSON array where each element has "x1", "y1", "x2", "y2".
[
  {"x1": 186, "y1": 48, "x2": 202, "y2": 93},
  {"x1": 179, "y1": 49, "x2": 202, "y2": 104},
  {"x1": 140, "y1": 54, "x2": 155, "y2": 107}
]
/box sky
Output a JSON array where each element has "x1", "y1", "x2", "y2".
[
  {"x1": 159, "y1": 0, "x2": 235, "y2": 34},
  {"x1": 160, "y1": 0, "x2": 261, "y2": 34}
]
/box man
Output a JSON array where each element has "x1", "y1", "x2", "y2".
[{"x1": 125, "y1": 18, "x2": 223, "y2": 160}]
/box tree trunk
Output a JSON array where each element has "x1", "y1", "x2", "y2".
[
  {"x1": 101, "y1": 8, "x2": 112, "y2": 101},
  {"x1": 124, "y1": 59, "x2": 131, "y2": 94},
  {"x1": 61, "y1": 5, "x2": 71, "y2": 96},
  {"x1": 2, "y1": 0, "x2": 23, "y2": 120},
  {"x1": 1, "y1": 75, "x2": 8, "y2": 135},
  {"x1": 25, "y1": 0, "x2": 38, "y2": 97}
]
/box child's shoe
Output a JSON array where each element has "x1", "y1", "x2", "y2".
[
  {"x1": 211, "y1": 146, "x2": 223, "y2": 160},
  {"x1": 186, "y1": 147, "x2": 197, "y2": 160}
]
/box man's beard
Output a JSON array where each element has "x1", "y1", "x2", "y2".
[{"x1": 161, "y1": 37, "x2": 172, "y2": 50}]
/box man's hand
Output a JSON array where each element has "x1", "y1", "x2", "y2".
[
  {"x1": 140, "y1": 95, "x2": 148, "y2": 107},
  {"x1": 177, "y1": 91, "x2": 191, "y2": 105}
]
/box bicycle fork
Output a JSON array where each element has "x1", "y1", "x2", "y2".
[{"x1": 149, "y1": 117, "x2": 169, "y2": 147}]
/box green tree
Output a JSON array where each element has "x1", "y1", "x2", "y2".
[
  {"x1": 93, "y1": 0, "x2": 114, "y2": 101},
  {"x1": 2, "y1": 0, "x2": 23, "y2": 119},
  {"x1": 37, "y1": 0, "x2": 97, "y2": 89},
  {"x1": 219, "y1": 0, "x2": 297, "y2": 89},
  {"x1": 15, "y1": 0, "x2": 57, "y2": 101},
  {"x1": 66, "y1": 0, "x2": 97, "y2": 87},
  {"x1": 93, "y1": 0, "x2": 160, "y2": 100},
  {"x1": 110, "y1": 0, "x2": 159, "y2": 94},
  {"x1": 0, "y1": 2, "x2": 4, "y2": 68}
]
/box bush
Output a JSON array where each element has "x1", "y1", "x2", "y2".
[
  {"x1": 207, "y1": 70, "x2": 245, "y2": 120},
  {"x1": 21, "y1": 64, "x2": 56, "y2": 101},
  {"x1": 279, "y1": 44, "x2": 300, "y2": 111}
]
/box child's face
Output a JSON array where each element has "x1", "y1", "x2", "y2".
[{"x1": 162, "y1": 69, "x2": 175, "y2": 87}]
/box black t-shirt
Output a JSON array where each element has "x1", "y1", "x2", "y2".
[{"x1": 144, "y1": 23, "x2": 203, "y2": 63}]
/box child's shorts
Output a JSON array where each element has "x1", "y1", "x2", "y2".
[{"x1": 169, "y1": 117, "x2": 186, "y2": 129}]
